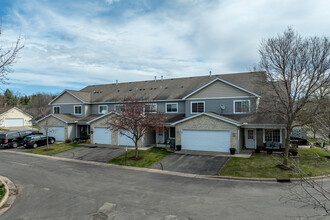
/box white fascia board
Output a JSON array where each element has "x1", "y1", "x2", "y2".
[
  {"x1": 36, "y1": 114, "x2": 68, "y2": 124},
  {"x1": 171, "y1": 113, "x2": 241, "y2": 127},
  {"x1": 182, "y1": 78, "x2": 260, "y2": 100},
  {"x1": 87, "y1": 111, "x2": 121, "y2": 124},
  {"x1": 241, "y1": 124, "x2": 286, "y2": 128}
]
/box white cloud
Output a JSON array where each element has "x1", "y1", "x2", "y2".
[{"x1": 1, "y1": 0, "x2": 330, "y2": 94}]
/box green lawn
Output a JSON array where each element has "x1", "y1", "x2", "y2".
[
  {"x1": 0, "y1": 183, "x2": 6, "y2": 202},
  {"x1": 220, "y1": 148, "x2": 330, "y2": 178},
  {"x1": 109, "y1": 147, "x2": 172, "y2": 167},
  {"x1": 29, "y1": 143, "x2": 80, "y2": 156}
]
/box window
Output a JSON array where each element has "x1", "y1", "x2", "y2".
[
  {"x1": 166, "y1": 103, "x2": 178, "y2": 113},
  {"x1": 169, "y1": 127, "x2": 176, "y2": 138},
  {"x1": 234, "y1": 100, "x2": 250, "y2": 113},
  {"x1": 248, "y1": 130, "x2": 254, "y2": 139},
  {"x1": 144, "y1": 103, "x2": 157, "y2": 113},
  {"x1": 53, "y1": 106, "x2": 60, "y2": 114},
  {"x1": 265, "y1": 129, "x2": 281, "y2": 142},
  {"x1": 98, "y1": 105, "x2": 108, "y2": 114},
  {"x1": 191, "y1": 102, "x2": 205, "y2": 114},
  {"x1": 114, "y1": 104, "x2": 125, "y2": 111},
  {"x1": 74, "y1": 105, "x2": 82, "y2": 115}
]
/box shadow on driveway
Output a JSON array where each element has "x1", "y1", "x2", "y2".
[
  {"x1": 54, "y1": 145, "x2": 127, "y2": 163},
  {"x1": 150, "y1": 153, "x2": 228, "y2": 175}
]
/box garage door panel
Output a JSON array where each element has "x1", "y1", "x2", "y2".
[
  {"x1": 4, "y1": 118, "x2": 24, "y2": 127},
  {"x1": 93, "y1": 127, "x2": 111, "y2": 144},
  {"x1": 119, "y1": 130, "x2": 135, "y2": 146},
  {"x1": 43, "y1": 126, "x2": 65, "y2": 142},
  {"x1": 182, "y1": 130, "x2": 230, "y2": 152}
]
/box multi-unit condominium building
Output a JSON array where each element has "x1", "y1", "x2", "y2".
[{"x1": 37, "y1": 71, "x2": 286, "y2": 153}]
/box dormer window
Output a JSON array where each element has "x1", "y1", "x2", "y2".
[
  {"x1": 233, "y1": 100, "x2": 250, "y2": 114},
  {"x1": 98, "y1": 105, "x2": 108, "y2": 114},
  {"x1": 74, "y1": 105, "x2": 82, "y2": 115},
  {"x1": 53, "y1": 106, "x2": 60, "y2": 114}
]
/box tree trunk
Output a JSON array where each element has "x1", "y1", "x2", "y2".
[
  {"x1": 135, "y1": 143, "x2": 138, "y2": 159},
  {"x1": 283, "y1": 127, "x2": 292, "y2": 165},
  {"x1": 46, "y1": 131, "x2": 49, "y2": 149}
]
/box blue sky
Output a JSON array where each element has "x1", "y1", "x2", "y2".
[{"x1": 0, "y1": 0, "x2": 329, "y2": 95}]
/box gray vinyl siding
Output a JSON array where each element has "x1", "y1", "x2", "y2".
[
  {"x1": 67, "y1": 124, "x2": 76, "y2": 140},
  {"x1": 51, "y1": 104, "x2": 85, "y2": 117},
  {"x1": 85, "y1": 105, "x2": 91, "y2": 116},
  {"x1": 185, "y1": 97, "x2": 257, "y2": 117},
  {"x1": 90, "y1": 102, "x2": 185, "y2": 115}
]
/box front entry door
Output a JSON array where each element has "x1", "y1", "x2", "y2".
[{"x1": 245, "y1": 129, "x2": 256, "y2": 149}]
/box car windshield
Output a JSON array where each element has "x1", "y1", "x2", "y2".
[{"x1": 24, "y1": 136, "x2": 33, "y2": 141}]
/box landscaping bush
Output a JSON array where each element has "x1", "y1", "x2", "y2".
[{"x1": 65, "y1": 138, "x2": 72, "y2": 143}]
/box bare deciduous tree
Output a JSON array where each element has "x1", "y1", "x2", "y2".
[
  {"x1": 257, "y1": 27, "x2": 330, "y2": 165},
  {"x1": 106, "y1": 96, "x2": 166, "y2": 159},
  {"x1": 0, "y1": 21, "x2": 24, "y2": 85}
]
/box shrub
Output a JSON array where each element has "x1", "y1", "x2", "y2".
[{"x1": 65, "y1": 138, "x2": 72, "y2": 143}]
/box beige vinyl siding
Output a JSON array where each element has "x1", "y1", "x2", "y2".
[
  {"x1": 53, "y1": 92, "x2": 83, "y2": 104},
  {"x1": 188, "y1": 80, "x2": 250, "y2": 99},
  {"x1": 0, "y1": 108, "x2": 32, "y2": 128}
]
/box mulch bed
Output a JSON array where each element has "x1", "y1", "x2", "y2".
[{"x1": 128, "y1": 156, "x2": 144, "y2": 161}]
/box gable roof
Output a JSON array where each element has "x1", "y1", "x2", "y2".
[
  {"x1": 182, "y1": 78, "x2": 260, "y2": 100},
  {"x1": 172, "y1": 112, "x2": 241, "y2": 126},
  {"x1": 0, "y1": 107, "x2": 33, "y2": 118},
  {"x1": 77, "y1": 71, "x2": 266, "y2": 103},
  {"x1": 49, "y1": 90, "x2": 92, "y2": 105}
]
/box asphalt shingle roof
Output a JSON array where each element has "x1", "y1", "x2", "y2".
[{"x1": 76, "y1": 71, "x2": 266, "y2": 102}]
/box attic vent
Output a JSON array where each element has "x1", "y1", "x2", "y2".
[
  {"x1": 154, "y1": 88, "x2": 157, "y2": 90},
  {"x1": 150, "y1": 88, "x2": 153, "y2": 90},
  {"x1": 139, "y1": 89, "x2": 142, "y2": 91},
  {"x1": 143, "y1": 89, "x2": 145, "y2": 91},
  {"x1": 165, "y1": 87, "x2": 168, "y2": 89},
  {"x1": 117, "y1": 90, "x2": 120, "y2": 92},
  {"x1": 181, "y1": 86, "x2": 183, "y2": 88},
  {"x1": 129, "y1": 89, "x2": 132, "y2": 91},
  {"x1": 171, "y1": 79, "x2": 173, "y2": 80}
]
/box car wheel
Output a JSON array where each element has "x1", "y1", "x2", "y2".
[
  {"x1": 50, "y1": 139, "x2": 54, "y2": 144},
  {"x1": 33, "y1": 143, "x2": 38, "y2": 148},
  {"x1": 12, "y1": 142, "x2": 18, "y2": 148}
]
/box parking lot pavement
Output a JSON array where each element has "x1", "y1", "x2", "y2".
[
  {"x1": 54, "y1": 145, "x2": 127, "y2": 163},
  {"x1": 0, "y1": 146, "x2": 30, "y2": 152},
  {"x1": 150, "y1": 153, "x2": 228, "y2": 175}
]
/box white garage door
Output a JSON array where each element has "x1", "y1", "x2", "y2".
[
  {"x1": 93, "y1": 127, "x2": 111, "y2": 144},
  {"x1": 44, "y1": 127, "x2": 65, "y2": 142},
  {"x1": 4, "y1": 118, "x2": 24, "y2": 127},
  {"x1": 119, "y1": 131, "x2": 135, "y2": 146},
  {"x1": 182, "y1": 130, "x2": 231, "y2": 152}
]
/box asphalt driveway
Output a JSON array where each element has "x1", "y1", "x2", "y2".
[
  {"x1": 54, "y1": 145, "x2": 127, "y2": 163},
  {"x1": 151, "y1": 153, "x2": 228, "y2": 175}
]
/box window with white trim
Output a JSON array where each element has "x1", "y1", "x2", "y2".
[
  {"x1": 114, "y1": 104, "x2": 125, "y2": 111},
  {"x1": 265, "y1": 129, "x2": 281, "y2": 142},
  {"x1": 74, "y1": 105, "x2": 82, "y2": 115},
  {"x1": 144, "y1": 103, "x2": 157, "y2": 113},
  {"x1": 191, "y1": 102, "x2": 205, "y2": 114},
  {"x1": 53, "y1": 106, "x2": 60, "y2": 114},
  {"x1": 234, "y1": 100, "x2": 250, "y2": 113},
  {"x1": 98, "y1": 105, "x2": 108, "y2": 114},
  {"x1": 166, "y1": 103, "x2": 178, "y2": 113}
]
